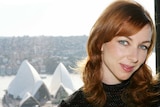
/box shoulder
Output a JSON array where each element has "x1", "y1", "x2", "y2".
[{"x1": 58, "y1": 88, "x2": 92, "y2": 107}]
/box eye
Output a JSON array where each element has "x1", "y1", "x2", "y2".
[
  {"x1": 139, "y1": 45, "x2": 149, "y2": 50},
  {"x1": 118, "y1": 40, "x2": 129, "y2": 46}
]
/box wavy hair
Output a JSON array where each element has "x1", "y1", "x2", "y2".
[{"x1": 77, "y1": 0, "x2": 159, "y2": 107}]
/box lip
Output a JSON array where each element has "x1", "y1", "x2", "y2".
[{"x1": 120, "y1": 63, "x2": 134, "y2": 72}]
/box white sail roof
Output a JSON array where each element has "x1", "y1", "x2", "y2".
[
  {"x1": 56, "y1": 83, "x2": 73, "y2": 96},
  {"x1": 50, "y1": 62, "x2": 75, "y2": 96},
  {"x1": 7, "y1": 60, "x2": 42, "y2": 98},
  {"x1": 19, "y1": 92, "x2": 40, "y2": 107}
]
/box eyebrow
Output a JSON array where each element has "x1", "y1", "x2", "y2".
[
  {"x1": 125, "y1": 36, "x2": 151, "y2": 44},
  {"x1": 142, "y1": 41, "x2": 151, "y2": 44}
]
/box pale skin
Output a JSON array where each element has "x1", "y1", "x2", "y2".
[{"x1": 101, "y1": 24, "x2": 152, "y2": 85}]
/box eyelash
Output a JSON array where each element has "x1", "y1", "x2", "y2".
[{"x1": 118, "y1": 40, "x2": 149, "y2": 50}]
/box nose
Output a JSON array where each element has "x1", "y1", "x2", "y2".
[{"x1": 127, "y1": 48, "x2": 138, "y2": 63}]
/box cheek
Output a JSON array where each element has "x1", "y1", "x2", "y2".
[
  {"x1": 109, "y1": 47, "x2": 125, "y2": 57},
  {"x1": 109, "y1": 42, "x2": 128, "y2": 57},
  {"x1": 138, "y1": 53, "x2": 147, "y2": 64},
  {"x1": 102, "y1": 42, "x2": 125, "y2": 59}
]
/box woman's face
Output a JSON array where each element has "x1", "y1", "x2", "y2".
[{"x1": 101, "y1": 24, "x2": 152, "y2": 85}]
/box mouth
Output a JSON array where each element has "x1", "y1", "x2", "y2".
[{"x1": 120, "y1": 63, "x2": 134, "y2": 72}]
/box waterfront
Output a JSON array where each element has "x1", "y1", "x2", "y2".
[{"x1": 0, "y1": 74, "x2": 83, "y2": 107}]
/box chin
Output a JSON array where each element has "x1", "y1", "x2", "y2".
[{"x1": 119, "y1": 76, "x2": 131, "y2": 81}]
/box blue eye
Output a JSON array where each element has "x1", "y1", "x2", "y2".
[
  {"x1": 139, "y1": 45, "x2": 148, "y2": 50},
  {"x1": 118, "y1": 40, "x2": 128, "y2": 46}
]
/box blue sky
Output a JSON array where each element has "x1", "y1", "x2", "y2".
[{"x1": 0, "y1": 0, "x2": 154, "y2": 37}]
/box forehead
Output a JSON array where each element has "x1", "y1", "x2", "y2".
[
  {"x1": 114, "y1": 24, "x2": 152, "y2": 42},
  {"x1": 129, "y1": 24, "x2": 152, "y2": 41}
]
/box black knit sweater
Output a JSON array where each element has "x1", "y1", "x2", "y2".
[
  {"x1": 103, "y1": 80, "x2": 129, "y2": 107},
  {"x1": 58, "y1": 81, "x2": 160, "y2": 107}
]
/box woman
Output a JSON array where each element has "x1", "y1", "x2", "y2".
[{"x1": 58, "y1": 0, "x2": 160, "y2": 107}]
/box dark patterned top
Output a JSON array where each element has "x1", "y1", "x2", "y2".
[{"x1": 58, "y1": 81, "x2": 160, "y2": 107}]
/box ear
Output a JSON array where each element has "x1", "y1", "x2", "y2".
[{"x1": 101, "y1": 43, "x2": 104, "y2": 51}]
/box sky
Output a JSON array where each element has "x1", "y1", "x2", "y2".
[{"x1": 0, "y1": 0, "x2": 155, "y2": 37}]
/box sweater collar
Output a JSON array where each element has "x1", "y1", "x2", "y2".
[{"x1": 102, "y1": 80, "x2": 130, "y2": 92}]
